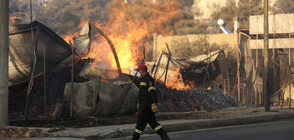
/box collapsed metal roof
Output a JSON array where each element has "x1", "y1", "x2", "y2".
[
  {"x1": 149, "y1": 50, "x2": 228, "y2": 88},
  {"x1": 9, "y1": 21, "x2": 72, "y2": 86}
]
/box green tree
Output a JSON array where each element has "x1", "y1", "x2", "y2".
[
  {"x1": 34, "y1": 0, "x2": 110, "y2": 35},
  {"x1": 274, "y1": 0, "x2": 294, "y2": 13},
  {"x1": 9, "y1": 0, "x2": 111, "y2": 35},
  {"x1": 170, "y1": 11, "x2": 208, "y2": 35},
  {"x1": 211, "y1": 0, "x2": 263, "y2": 33},
  {"x1": 170, "y1": 36, "x2": 224, "y2": 59},
  {"x1": 168, "y1": 0, "x2": 208, "y2": 35},
  {"x1": 180, "y1": 0, "x2": 195, "y2": 12}
]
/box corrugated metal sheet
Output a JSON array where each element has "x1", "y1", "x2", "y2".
[
  {"x1": 9, "y1": 21, "x2": 72, "y2": 86},
  {"x1": 189, "y1": 50, "x2": 221, "y2": 63},
  {"x1": 151, "y1": 50, "x2": 224, "y2": 85}
]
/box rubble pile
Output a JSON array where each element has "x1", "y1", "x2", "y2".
[
  {"x1": 157, "y1": 85, "x2": 243, "y2": 112},
  {"x1": 0, "y1": 126, "x2": 59, "y2": 138}
]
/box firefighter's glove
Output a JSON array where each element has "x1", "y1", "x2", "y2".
[
  {"x1": 151, "y1": 103, "x2": 158, "y2": 113},
  {"x1": 137, "y1": 103, "x2": 139, "y2": 111}
]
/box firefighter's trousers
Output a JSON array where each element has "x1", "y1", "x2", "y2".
[{"x1": 133, "y1": 100, "x2": 164, "y2": 138}]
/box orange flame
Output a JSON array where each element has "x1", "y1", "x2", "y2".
[
  {"x1": 86, "y1": 0, "x2": 182, "y2": 73},
  {"x1": 9, "y1": 16, "x2": 16, "y2": 24},
  {"x1": 61, "y1": 0, "x2": 184, "y2": 87},
  {"x1": 61, "y1": 20, "x2": 88, "y2": 44},
  {"x1": 192, "y1": 106, "x2": 198, "y2": 111},
  {"x1": 61, "y1": 33, "x2": 78, "y2": 44},
  {"x1": 165, "y1": 75, "x2": 196, "y2": 90}
]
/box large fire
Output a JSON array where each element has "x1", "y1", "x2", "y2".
[
  {"x1": 87, "y1": 0, "x2": 182, "y2": 72},
  {"x1": 62, "y1": 0, "x2": 188, "y2": 89}
]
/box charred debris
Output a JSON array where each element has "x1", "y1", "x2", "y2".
[{"x1": 8, "y1": 20, "x2": 241, "y2": 122}]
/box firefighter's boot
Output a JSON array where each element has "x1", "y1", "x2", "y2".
[
  {"x1": 160, "y1": 132, "x2": 170, "y2": 140},
  {"x1": 132, "y1": 132, "x2": 140, "y2": 140}
]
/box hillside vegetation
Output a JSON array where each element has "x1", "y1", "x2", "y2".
[{"x1": 9, "y1": 0, "x2": 294, "y2": 35}]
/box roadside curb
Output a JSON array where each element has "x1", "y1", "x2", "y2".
[
  {"x1": 47, "y1": 112, "x2": 294, "y2": 139},
  {"x1": 99, "y1": 112, "x2": 294, "y2": 139}
]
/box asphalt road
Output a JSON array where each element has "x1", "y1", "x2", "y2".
[{"x1": 114, "y1": 119, "x2": 294, "y2": 140}]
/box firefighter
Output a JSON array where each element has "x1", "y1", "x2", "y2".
[{"x1": 132, "y1": 64, "x2": 170, "y2": 140}]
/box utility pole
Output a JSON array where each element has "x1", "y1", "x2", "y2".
[
  {"x1": 0, "y1": 0, "x2": 9, "y2": 126},
  {"x1": 237, "y1": 32, "x2": 241, "y2": 102},
  {"x1": 264, "y1": 0, "x2": 270, "y2": 111},
  {"x1": 153, "y1": 34, "x2": 157, "y2": 61}
]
